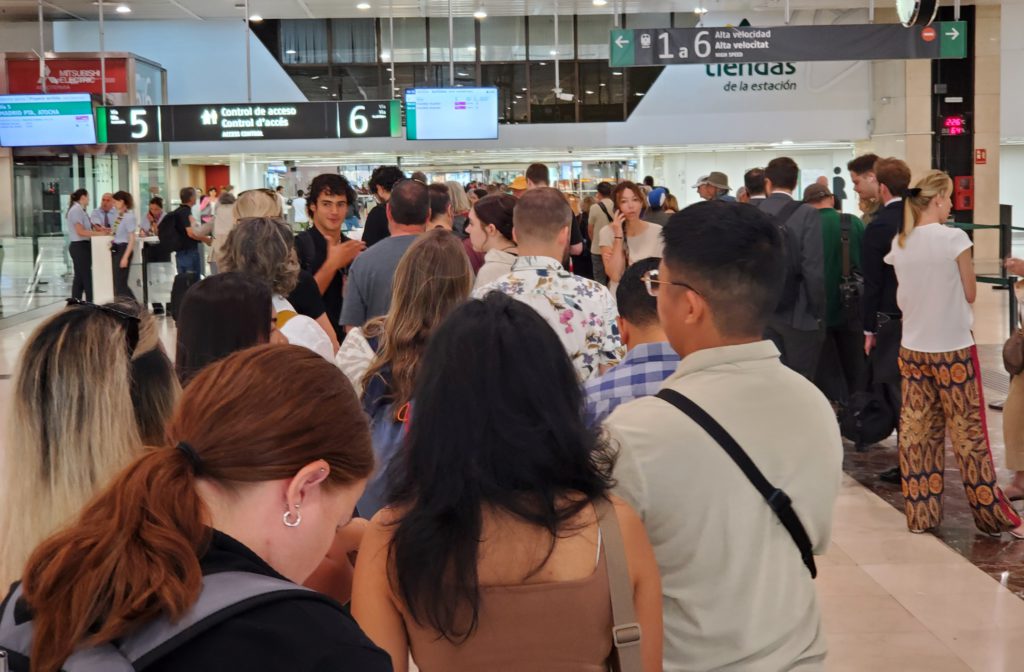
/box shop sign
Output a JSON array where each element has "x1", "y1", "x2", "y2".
[{"x1": 6, "y1": 58, "x2": 129, "y2": 94}]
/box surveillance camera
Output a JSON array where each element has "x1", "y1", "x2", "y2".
[
  {"x1": 555, "y1": 92, "x2": 575, "y2": 102},
  {"x1": 567, "y1": 147, "x2": 574, "y2": 154}
]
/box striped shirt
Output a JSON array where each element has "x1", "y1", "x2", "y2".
[{"x1": 584, "y1": 341, "x2": 680, "y2": 426}]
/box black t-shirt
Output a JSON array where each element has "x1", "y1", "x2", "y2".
[
  {"x1": 287, "y1": 270, "x2": 327, "y2": 321},
  {"x1": 294, "y1": 228, "x2": 348, "y2": 342},
  {"x1": 150, "y1": 531, "x2": 391, "y2": 672},
  {"x1": 172, "y1": 205, "x2": 198, "y2": 252},
  {"x1": 570, "y1": 216, "x2": 583, "y2": 246},
  {"x1": 362, "y1": 203, "x2": 390, "y2": 247}
]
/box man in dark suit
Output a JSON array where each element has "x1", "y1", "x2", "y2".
[
  {"x1": 758, "y1": 157, "x2": 826, "y2": 381},
  {"x1": 862, "y1": 157, "x2": 910, "y2": 482}
]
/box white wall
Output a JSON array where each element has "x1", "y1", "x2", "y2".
[
  {"x1": 0, "y1": 21, "x2": 53, "y2": 53},
  {"x1": 1001, "y1": 146, "x2": 1024, "y2": 228},
  {"x1": 1002, "y1": 3, "x2": 1024, "y2": 140},
  {"x1": 51, "y1": 20, "x2": 303, "y2": 105}
]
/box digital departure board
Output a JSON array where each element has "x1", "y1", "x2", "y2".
[
  {"x1": 0, "y1": 94, "x2": 96, "y2": 147},
  {"x1": 96, "y1": 100, "x2": 401, "y2": 143}
]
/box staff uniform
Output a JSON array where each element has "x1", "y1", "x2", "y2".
[
  {"x1": 110, "y1": 210, "x2": 138, "y2": 300},
  {"x1": 606, "y1": 341, "x2": 842, "y2": 671},
  {"x1": 67, "y1": 202, "x2": 94, "y2": 301},
  {"x1": 885, "y1": 224, "x2": 1021, "y2": 534},
  {"x1": 90, "y1": 207, "x2": 114, "y2": 229}
]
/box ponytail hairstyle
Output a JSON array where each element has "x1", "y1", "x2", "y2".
[
  {"x1": 19, "y1": 345, "x2": 374, "y2": 672},
  {"x1": 899, "y1": 170, "x2": 952, "y2": 248},
  {"x1": 68, "y1": 188, "x2": 88, "y2": 213},
  {"x1": 471, "y1": 193, "x2": 516, "y2": 243}
]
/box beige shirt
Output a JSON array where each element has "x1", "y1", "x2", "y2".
[
  {"x1": 588, "y1": 198, "x2": 614, "y2": 255},
  {"x1": 605, "y1": 340, "x2": 842, "y2": 672}
]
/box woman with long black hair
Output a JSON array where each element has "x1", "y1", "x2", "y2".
[{"x1": 352, "y1": 292, "x2": 662, "y2": 672}]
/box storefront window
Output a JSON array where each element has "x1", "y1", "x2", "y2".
[
  {"x1": 280, "y1": 20, "x2": 329, "y2": 65},
  {"x1": 332, "y1": 19, "x2": 377, "y2": 63},
  {"x1": 480, "y1": 17, "x2": 526, "y2": 61}
]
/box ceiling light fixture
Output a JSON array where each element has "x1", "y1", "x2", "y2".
[
  {"x1": 585, "y1": 90, "x2": 595, "y2": 94},
  {"x1": 593, "y1": 0, "x2": 608, "y2": 5},
  {"x1": 320, "y1": 85, "x2": 329, "y2": 90},
  {"x1": 357, "y1": 2, "x2": 371, "y2": 9},
  {"x1": 612, "y1": 71, "x2": 623, "y2": 76},
  {"x1": 115, "y1": 4, "x2": 131, "y2": 13},
  {"x1": 285, "y1": 49, "x2": 297, "y2": 55},
  {"x1": 249, "y1": 14, "x2": 263, "y2": 22},
  {"x1": 694, "y1": 7, "x2": 709, "y2": 14},
  {"x1": 473, "y1": 8, "x2": 487, "y2": 19}
]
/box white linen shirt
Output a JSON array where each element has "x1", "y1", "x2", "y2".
[{"x1": 605, "y1": 340, "x2": 843, "y2": 672}]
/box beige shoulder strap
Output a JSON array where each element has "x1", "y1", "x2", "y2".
[{"x1": 594, "y1": 497, "x2": 643, "y2": 672}]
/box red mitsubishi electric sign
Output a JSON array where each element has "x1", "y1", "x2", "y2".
[{"x1": 6, "y1": 58, "x2": 128, "y2": 94}]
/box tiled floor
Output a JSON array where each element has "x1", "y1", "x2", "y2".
[{"x1": 1, "y1": 275, "x2": 1024, "y2": 671}]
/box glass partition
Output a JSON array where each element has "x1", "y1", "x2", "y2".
[{"x1": 480, "y1": 16, "x2": 527, "y2": 61}]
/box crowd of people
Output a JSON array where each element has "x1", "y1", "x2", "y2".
[{"x1": 3, "y1": 155, "x2": 1014, "y2": 670}]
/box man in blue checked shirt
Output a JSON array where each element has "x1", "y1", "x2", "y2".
[{"x1": 585, "y1": 257, "x2": 680, "y2": 426}]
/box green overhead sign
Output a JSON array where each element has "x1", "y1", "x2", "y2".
[{"x1": 610, "y1": 22, "x2": 967, "y2": 67}]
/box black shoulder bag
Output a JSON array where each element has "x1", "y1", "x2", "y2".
[{"x1": 655, "y1": 389, "x2": 817, "y2": 578}]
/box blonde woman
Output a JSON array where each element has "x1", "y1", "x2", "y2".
[
  {"x1": 885, "y1": 170, "x2": 1024, "y2": 537},
  {"x1": 208, "y1": 190, "x2": 237, "y2": 274},
  {"x1": 218, "y1": 216, "x2": 335, "y2": 359},
  {"x1": 446, "y1": 180, "x2": 472, "y2": 237},
  {"x1": 335, "y1": 229, "x2": 473, "y2": 517},
  {"x1": 0, "y1": 299, "x2": 179, "y2": 585}
]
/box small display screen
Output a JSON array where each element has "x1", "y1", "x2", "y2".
[
  {"x1": 0, "y1": 93, "x2": 96, "y2": 147},
  {"x1": 942, "y1": 114, "x2": 968, "y2": 136},
  {"x1": 405, "y1": 88, "x2": 499, "y2": 141}
]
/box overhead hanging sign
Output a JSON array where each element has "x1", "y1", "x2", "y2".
[
  {"x1": 610, "y1": 22, "x2": 967, "y2": 67},
  {"x1": 95, "y1": 100, "x2": 401, "y2": 143}
]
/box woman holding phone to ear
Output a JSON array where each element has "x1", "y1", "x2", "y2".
[{"x1": 598, "y1": 181, "x2": 663, "y2": 292}]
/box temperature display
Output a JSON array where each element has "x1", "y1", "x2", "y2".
[{"x1": 942, "y1": 114, "x2": 968, "y2": 136}]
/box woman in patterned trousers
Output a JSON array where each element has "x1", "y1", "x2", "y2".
[{"x1": 886, "y1": 170, "x2": 1023, "y2": 537}]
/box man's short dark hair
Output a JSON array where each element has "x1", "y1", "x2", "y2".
[
  {"x1": 526, "y1": 163, "x2": 550, "y2": 186},
  {"x1": 308, "y1": 174, "x2": 357, "y2": 216},
  {"x1": 297, "y1": 189, "x2": 304, "y2": 197},
  {"x1": 596, "y1": 182, "x2": 613, "y2": 198},
  {"x1": 369, "y1": 165, "x2": 406, "y2": 193},
  {"x1": 276, "y1": 186, "x2": 284, "y2": 193},
  {"x1": 388, "y1": 179, "x2": 430, "y2": 226},
  {"x1": 874, "y1": 157, "x2": 911, "y2": 197},
  {"x1": 765, "y1": 157, "x2": 799, "y2": 191},
  {"x1": 663, "y1": 201, "x2": 784, "y2": 337},
  {"x1": 180, "y1": 187, "x2": 196, "y2": 205},
  {"x1": 513, "y1": 187, "x2": 571, "y2": 243},
  {"x1": 643, "y1": 176, "x2": 655, "y2": 188},
  {"x1": 410, "y1": 171, "x2": 428, "y2": 183},
  {"x1": 847, "y1": 153, "x2": 879, "y2": 176},
  {"x1": 744, "y1": 168, "x2": 766, "y2": 196},
  {"x1": 616, "y1": 257, "x2": 661, "y2": 328},
  {"x1": 428, "y1": 183, "x2": 451, "y2": 221},
  {"x1": 149, "y1": 196, "x2": 164, "y2": 208}
]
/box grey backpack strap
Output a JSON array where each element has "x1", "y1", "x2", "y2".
[{"x1": 1, "y1": 572, "x2": 330, "y2": 672}]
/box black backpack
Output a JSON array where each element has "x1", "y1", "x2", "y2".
[
  {"x1": 771, "y1": 200, "x2": 805, "y2": 313},
  {"x1": 158, "y1": 207, "x2": 188, "y2": 253},
  {"x1": 839, "y1": 368, "x2": 898, "y2": 451},
  {"x1": 0, "y1": 572, "x2": 336, "y2": 672}
]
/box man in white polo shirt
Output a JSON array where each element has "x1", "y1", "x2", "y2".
[{"x1": 605, "y1": 200, "x2": 843, "y2": 672}]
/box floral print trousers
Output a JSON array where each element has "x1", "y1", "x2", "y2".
[{"x1": 898, "y1": 346, "x2": 1021, "y2": 534}]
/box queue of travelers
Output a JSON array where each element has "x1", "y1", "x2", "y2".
[{"x1": 18, "y1": 156, "x2": 1013, "y2": 671}]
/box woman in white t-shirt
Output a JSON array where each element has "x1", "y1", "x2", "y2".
[
  {"x1": 599, "y1": 181, "x2": 664, "y2": 292},
  {"x1": 467, "y1": 193, "x2": 518, "y2": 290},
  {"x1": 885, "y1": 170, "x2": 1024, "y2": 538}
]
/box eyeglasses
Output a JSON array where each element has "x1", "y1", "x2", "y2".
[
  {"x1": 641, "y1": 269, "x2": 701, "y2": 298},
  {"x1": 66, "y1": 298, "x2": 141, "y2": 353}
]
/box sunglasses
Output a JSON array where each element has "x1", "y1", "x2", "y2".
[{"x1": 66, "y1": 298, "x2": 141, "y2": 354}]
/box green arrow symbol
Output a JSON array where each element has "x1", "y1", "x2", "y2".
[
  {"x1": 945, "y1": 26, "x2": 960, "y2": 40},
  {"x1": 610, "y1": 29, "x2": 635, "y2": 67}
]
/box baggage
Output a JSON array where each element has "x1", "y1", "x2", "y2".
[
  {"x1": 839, "y1": 362, "x2": 898, "y2": 451},
  {"x1": 0, "y1": 572, "x2": 334, "y2": 672},
  {"x1": 168, "y1": 271, "x2": 198, "y2": 321},
  {"x1": 770, "y1": 200, "x2": 805, "y2": 313}
]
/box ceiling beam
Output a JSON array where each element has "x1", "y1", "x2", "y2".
[
  {"x1": 167, "y1": 0, "x2": 204, "y2": 20},
  {"x1": 41, "y1": 1, "x2": 87, "y2": 21},
  {"x1": 295, "y1": 0, "x2": 316, "y2": 19}
]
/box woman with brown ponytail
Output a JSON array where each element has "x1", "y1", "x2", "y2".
[
  {"x1": 885, "y1": 170, "x2": 1024, "y2": 538},
  {"x1": 0, "y1": 345, "x2": 391, "y2": 672}
]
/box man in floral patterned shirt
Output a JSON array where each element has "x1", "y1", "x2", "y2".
[{"x1": 473, "y1": 187, "x2": 624, "y2": 381}]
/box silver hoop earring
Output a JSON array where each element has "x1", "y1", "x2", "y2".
[{"x1": 283, "y1": 507, "x2": 302, "y2": 528}]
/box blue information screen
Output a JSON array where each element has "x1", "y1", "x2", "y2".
[
  {"x1": 405, "y1": 88, "x2": 498, "y2": 141},
  {"x1": 0, "y1": 94, "x2": 96, "y2": 147}
]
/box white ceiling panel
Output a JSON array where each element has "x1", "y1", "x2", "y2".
[{"x1": 0, "y1": 0, "x2": 1004, "y2": 22}]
